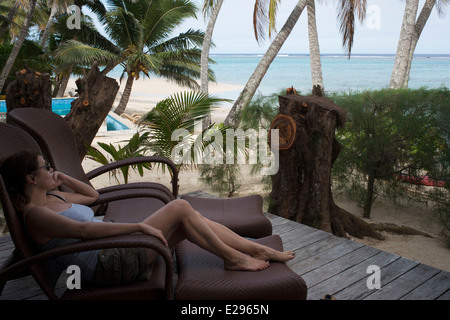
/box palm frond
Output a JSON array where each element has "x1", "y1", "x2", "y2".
[
  {"x1": 105, "y1": 8, "x2": 143, "y2": 48},
  {"x1": 140, "y1": 91, "x2": 231, "y2": 168},
  {"x1": 54, "y1": 39, "x2": 120, "y2": 66},
  {"x1": 253, "y1": 0, "x2": 281, "y2": 43},
  {"x1": 202, "y1": 0, "x2": 217, "y2": 17},
  {"x1": 149, "y1": 29, "x2": 205, "y2": 53},
  {"x1": 140, "y1": 0, "x2": 197, "y2": 46},
  {"x1": 337, "y1": 0, "x2": 367, "y2": 58}
]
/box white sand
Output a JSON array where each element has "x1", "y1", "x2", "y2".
[
  {"x1": 67, "y1": 76, "x2": 450, "y2": 274},
  {"x1": 68, "y1": 77, "x2": 241, "y2": 120}
]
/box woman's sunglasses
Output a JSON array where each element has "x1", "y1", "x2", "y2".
[{"x1": 35, "y1": 162, "x2": 52, "y2": 171}]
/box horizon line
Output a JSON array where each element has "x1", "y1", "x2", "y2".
[{"x1": 209, "y1": 52, "x2": 450, "y2": 56}]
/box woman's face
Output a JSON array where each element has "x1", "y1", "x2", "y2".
[{"x1": 32, "y1": 156, "x2": 54, "y2": 189}]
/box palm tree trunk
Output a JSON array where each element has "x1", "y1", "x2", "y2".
[
  {"x1": 56, "y1": 65, "x2": 73, "y2": 97},
  {"x1": 201, "y1": 0, "x2": 223, "y2": 94},
  {"x1": 389, "y1": 0, "x2": 420, "y2": 89},
  {"x1": 114, "y1": 75, "x2": 135, "y2": 115},
  {"x1": 307, "y1": 0, "x2": 324, "y2": 95},
  {"x1": 40, "y1": 0, "x2": 60, "y2": 50},
  {"x1": 403, "y1": 0, "x2": 436, "y2": 88},
  {"x1": 0, "y1": 2, "x2": 19, "y2": 40},
  {"x1": 201, "y1": 0, "x2": 224, "y2": 128},
  {"x1": 224, "y1": 0, "x2": 308, "y2": 127},
  {"x1": 0, "y1": 0, "x2": 37, "y2": 94}
]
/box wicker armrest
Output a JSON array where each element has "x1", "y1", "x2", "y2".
[
  {"x1": 0, "y1": 234, "x2": 173, "y2": 299},
  {"x1": 91, "y1": 188, "x2": 174, "y2": 207},
  {"x1": 84, "y1": 156, "x2": 179, "y2": 197}
]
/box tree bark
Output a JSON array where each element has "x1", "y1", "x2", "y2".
[
  {"x1": 307, "y1": 0, "x2": 324, "y2": 95},
  {"x1": 113, "y1": 74, "x2": 134, "y2": 115},
  {"x1": 65, "y1": 62, "x2": 119, "y2": 159},
  {"x1": 40, "y1": 0, "x2": 60, "y2": 50},
  {"x1": 269, "y1": 93, "x2": 383, "y2": 240},
  {"x1": 0, "y1": 0, "x2": 37, "y2": 94},
  {"x1": 56, "y1": 65, "x2": 73, "y2": 97},
  {"x1": 363, "y1": 172, "x2": 375, "y2": 219},
  {"x1": 224, "y1": 0, "x2": 308, "y2": 127},
  {"x1": 389, "y1": 0, "x2": 419, "y2": 89},
  {"x1": 0, "y1": 2, "x2": 19, "y2": 40},
  {"x1": 201, "y1": 0, "x2": 224, "y2": 129},
  {"x1": 5, "y1": 66, "x2": 52, "y2": 112},
  {"x1": 403, "y1": 0, "x2": 436, "y2": 87}
]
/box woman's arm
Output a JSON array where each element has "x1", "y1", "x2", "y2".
[
  {"x1": 27, "y1": 206, "x2": 168, "y2": 247},
  {"x1": 50, "y1": 172, "x2": 99, "y2": 205}
]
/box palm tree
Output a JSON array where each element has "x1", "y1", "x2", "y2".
[
  {"x1": 389, "y1": 0, "x2": 420, "y2": 89},
  {"x1": 53, "y1": 0, "x2": 209, "y2": 108},
  {"x1": 224, "y1": 0, "x2": 309, "y2": 126},
  {"x1": 0, "y1": 0, "x2": 37, "y2": 94},
  {"x1": 51, "y1": 13, "x2": 119, "y2": 96},
  {"x1": 199, "y1": 0, "x2": 223, "y2": 128},
  {"x1": 223, "y1": 0, "x2": 368, "y2": 126},
  {"x1": 200, "y1": 0, "x2": 223, "y2": 95},
  {"x1": 392, "y1": 0, "x2": 448, "y2": 88},
  {"x1": 46, "y1": 0, "x2": 110, "y2": 96},
  {"x1": 306, "y1": 0, "x2": 367, "y2": 95},
  {"x1": 0, "y1": 1, "x2": 20, "y2": 41},
  {"x1": 103, "y1": 0, "x2": 208, "y2": 115},
  {"x1": 307, "y1": 0, "x2": 324, "y2": 94},
  {"x1": 39, "y1": 0, "x2": 71, "y2": 50}
]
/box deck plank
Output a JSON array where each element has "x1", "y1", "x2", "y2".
[
  {"x1": 400, "y1": 270, "x2": 450, "y2": 300},
  {"x1": 306, "y1": 251, "x2": 399, "y2": 300},
  {"x1": 364, "y1": 263, "x2": 442, "y2": 300},
  {"x1": 334, "y1": 256, "x2": 419, "y2": 300}
]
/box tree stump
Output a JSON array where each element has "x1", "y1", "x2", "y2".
[
  {"x1": 64, "y1": 62, "x2": 119, "y2": 160},
  {"x1": 5, "y1": 66, "x2": 52, "y2": 112},
  {"x1": 269, "y1": 93, "x2": 383, "y2": 239}
]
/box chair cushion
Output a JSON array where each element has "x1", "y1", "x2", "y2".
[
  {"x1": 181, "y1": 195, "x2": 272, "y2": 238},
  {"x1": 174, "y1": 235, "x2": 307, "y2": 300}
]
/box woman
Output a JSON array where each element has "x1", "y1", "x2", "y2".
[{"x1": 0, "y1": 151, "x2": 295, "y2": 286}]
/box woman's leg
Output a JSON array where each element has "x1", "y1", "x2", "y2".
[
  {"x1": 202, "y1": 217, "x2": 296, "y2": 263},
  {"x1": 142, "y1": 199, "x2": 270, "y2": 271}
]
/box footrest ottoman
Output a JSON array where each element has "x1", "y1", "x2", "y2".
[
  {"x1": 174, "y1": 235, "x2": 307, "y2": 300},
  {"x1": 181, "y1": 195, "x2": 272, "y2": 238}
]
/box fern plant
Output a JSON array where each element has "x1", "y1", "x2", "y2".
[
  {"x1": 86, "y1": 131, "x2": 151, "y2": 184},
  {"x1": 140, "y1": 91, "x2": 231, "y2": 172}
]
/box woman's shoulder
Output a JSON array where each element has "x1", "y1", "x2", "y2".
[{"x1": 24, "y1": 204, "x2": 55, "y2": 217}]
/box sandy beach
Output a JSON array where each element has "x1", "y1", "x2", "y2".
[{"x1": 67, "y1": 76, "x2": 450, "y2": 274}]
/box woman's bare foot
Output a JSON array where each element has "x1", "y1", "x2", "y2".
[
  {"x1": 224, "y1": 252, "x2": 270, "y2": 271},
  {"x1": 251, "y1": 245, "x2": 296, "y2": 263}
]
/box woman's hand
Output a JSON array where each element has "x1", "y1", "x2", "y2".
[
  {"x1": 138, "y1": 223, "x2": 168, "y2": 247},
  {"x1": 49, "y1": 171, "x2": 99, "y2": 205},
  {"x1": 50, "y1": 171, "x2": 68, "y2": 190}
]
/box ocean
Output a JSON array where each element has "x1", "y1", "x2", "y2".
[
  {"x1": 208, "y1": 53, "x2": 450, "y2": 101},
  {"x1": 108, "y1": 53, "x2": 450, "y2": 103}
]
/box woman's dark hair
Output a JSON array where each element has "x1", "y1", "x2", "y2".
[{"x1": 0, "y1": 151, "x2": 42, "y2": 211}]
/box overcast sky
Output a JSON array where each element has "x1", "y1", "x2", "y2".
[{"x1": 173, "y1": 0, "x2": 450, "y2": 55}]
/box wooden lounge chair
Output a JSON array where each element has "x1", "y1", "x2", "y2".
[
  {"x1": 0, "y1": 122, "x2": 306, "y2": 300},
  {"x1": 8, "y1": 108, "x2": 273, "y2": 238},
  {"x1": 8, "y1": 108, "x2": 178, "y2": 223},
  {"x1": 0, "y1": 122, "x2": 173, "y2": 299}
]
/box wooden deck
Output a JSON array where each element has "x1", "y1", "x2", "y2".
[{"x1": 1, "y1": 191, "x2": 449, "y2": 300}]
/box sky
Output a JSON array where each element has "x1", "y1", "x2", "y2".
[{"x1": 172, "y1": 0, "x2": 450, "y2": 55}]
